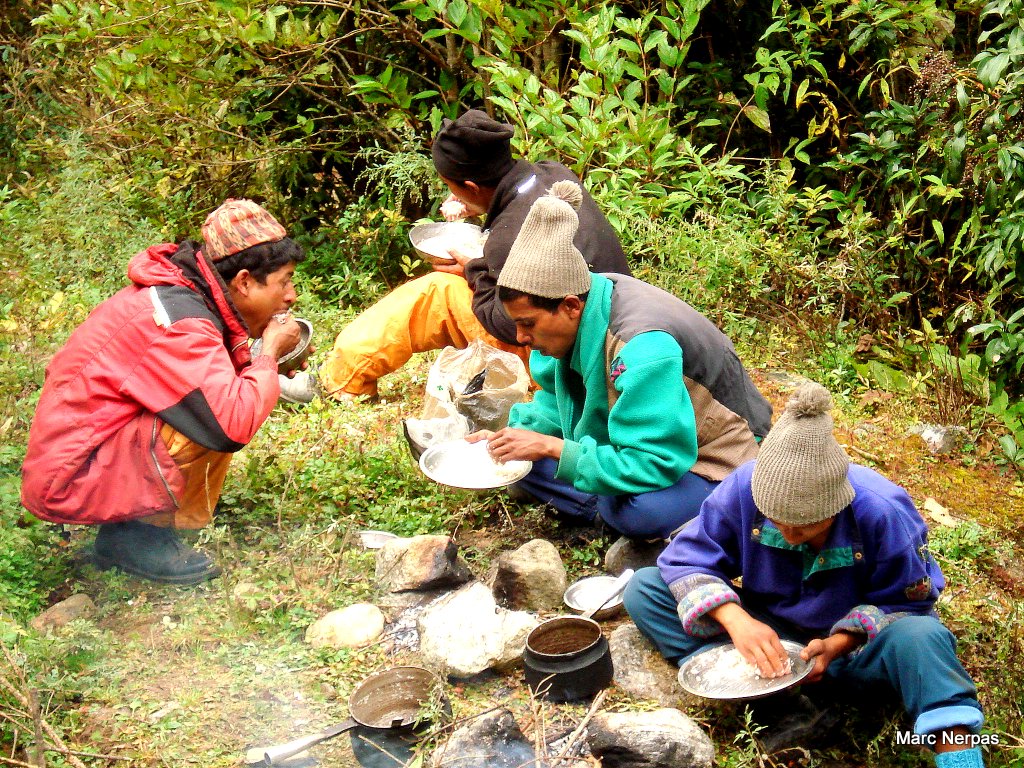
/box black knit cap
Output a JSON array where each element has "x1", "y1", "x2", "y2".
[{"x1": 431, "y1": 109, "x2": 515, "y2": 185}]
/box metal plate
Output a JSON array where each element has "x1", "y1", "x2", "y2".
[
  {"x1": 357, "y1": 530, "x2": 399, "y2": 550},
  {"x1": 409, "y1": 221, "x2": 483, "y2": 264},
  {"x1": 418, "y1": 439, "x2": 532, "y2": 489},
  {"x1": 563, "y1": 575, "x2": 626, "y2": 619},
  {"x1": 677, "y1": 640, "x2": 813, "y2": 700}
]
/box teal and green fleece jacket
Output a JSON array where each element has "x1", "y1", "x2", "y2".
[{"x1": 508, "y1": 274, "x2": 772, "y2": 496}]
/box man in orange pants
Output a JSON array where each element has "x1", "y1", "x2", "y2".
[{"x1": 320, "y1": 109, "x2": 630, "y2": 399}]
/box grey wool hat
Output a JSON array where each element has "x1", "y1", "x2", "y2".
[
  {"x1": 751, "y1": 381, "x2": 854, "y2": 525},
  {"x1": 497, "y1": 180, "x2": 593, "y2": 299}
]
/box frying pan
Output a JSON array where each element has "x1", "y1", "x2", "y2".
[{"x1": 244, "y1": 666, "x2": 445, "y2": 766}]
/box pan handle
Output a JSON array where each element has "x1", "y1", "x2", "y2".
[{"x1": 244, "y1": 717, "x2": 359, "y2": 766}]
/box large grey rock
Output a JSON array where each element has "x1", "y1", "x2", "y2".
[
  {"x1": 418, "y1": 582, "x2": 539, "y2": 678},
  {"x1": 610, "y1": 624, "x2": 698, "y2": 708},
  {"x1": 30, "y1": 594, "x2": 96, "y2": 632},
  {"x1": 304, "y1": 603, "x2": 385, "y2": 649},
  {"x1": 604, "y1": 537, "x2": 665, "y2": 575},
  {"x1": 488, "y1": 539, "x2": 567, "y2": 611},
  {"x1": 430, "y1": 708, "x2": 539, "y2": 768},
  {"x1": 375, "y1": 534, "x2": 472, "y2": 592},
  {"x1": 587, "y1": 708, "x2": 715, "y2": 768}
]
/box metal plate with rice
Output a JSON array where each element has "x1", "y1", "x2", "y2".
[
  {"x1": 419, "y1": 439, "x2": 532, "y2": 489},
  {"x1": 677, "y1": 640, "x2": 813, "y2": 700}
]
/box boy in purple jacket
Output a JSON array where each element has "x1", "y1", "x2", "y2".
[{"x1": 624, "y1": 382, "x2": 986, "y2": 767}]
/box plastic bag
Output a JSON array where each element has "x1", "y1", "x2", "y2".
[{"x1": 403, "y1": 340, "x2": 530, "y2": 459}]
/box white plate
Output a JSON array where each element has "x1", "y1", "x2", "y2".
[
  {"x1": 677, "y1": 640, "x2": 813, "y2": 700},
  {"x1": 418, "y1": 440, "x2": 532, "y2": 490}
]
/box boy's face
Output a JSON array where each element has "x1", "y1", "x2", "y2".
[
  {"x1": 769, "y1": 517, "x2": 836, "y2": 549},
  {"x1": 502, "y1": 295, "x2": 583, "y2": 359},
  {"x1": 440, "y1": 176, "x2": 492, "y2": 217}
]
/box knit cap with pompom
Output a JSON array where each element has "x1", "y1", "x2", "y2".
[
  {"x1": 751, "y1": 381, "x2": 854, "y2": 525},
  {"x1": 497, "y1": 180, "x2": 592, "y2": 299}
]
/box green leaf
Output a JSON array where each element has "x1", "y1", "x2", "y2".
[{"x1": 743, "y1": 105, "x2": 772, "y2": 133}]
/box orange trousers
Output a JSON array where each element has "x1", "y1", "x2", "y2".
[
  {"x1": 140, "y1": 424, "x2": 232, "y2": 529},
  {"x1": 320, "y1": 272, "x2": 529, "y2": 398}
]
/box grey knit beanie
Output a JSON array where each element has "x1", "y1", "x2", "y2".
[
  {"x1": 751, "y1": 382, "x2": 854, "y2": 525},
  {"x1": 497, "y1": 180, "x2": 592, "y2": 299}
]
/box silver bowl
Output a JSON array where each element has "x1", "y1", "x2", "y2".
[
  {"x1": 418, "y1": 439, "x2": 531, "y2": 489},
  {"x1": 409, "y1": 221, "x2": 483, "y2": 265},
  {"x1": 252, "y1": 317, "x2": 313, "y2": 374},
  {"x1": 563, "y1": 575, "x2": 626, "y2": 620}
]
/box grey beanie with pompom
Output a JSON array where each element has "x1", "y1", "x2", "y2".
[
  {"x1": 497, "y1": 180, "x2": 592, "y2": 299},
  {"x1": 751, "y1": 381, "x2": 854, "y2": 525}
]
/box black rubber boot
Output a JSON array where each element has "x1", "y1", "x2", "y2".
[{"x1": 92, "y1": 520, "x2": 221, "y2": 584}]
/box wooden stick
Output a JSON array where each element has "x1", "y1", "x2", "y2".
[{"x1": 550, "y1": 689, "x2": 607, "y2": 765}]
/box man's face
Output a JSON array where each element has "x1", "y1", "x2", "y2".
[
  {"x1": 229, "y1": 262, "x2": 298, "y2": 338},
  {"x1": 769, "y1": 517, "x2": 835, "y2": 549},
  {"x1": 441, "y1": 176, "x2": 492, "y2": 217},
  {"x1": 502, "y1": 295, "x2": 583, "y2": 359}
]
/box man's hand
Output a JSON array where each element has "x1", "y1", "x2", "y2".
[
  {"x1": 711, "y1": 603, "x2": 792, "y2": 679},
  {"x1": 259, "y1": 314, "x2": 301, "y2": 360},
  {"x1": 431, "y1": 243, "x2": 482, "y2": 277},
  {"x1": 467, "y1": 427, "x2": 563, "y2": 462},
  {"x1": 800, "y1": 632, "x2": 862, "y2": 682}
]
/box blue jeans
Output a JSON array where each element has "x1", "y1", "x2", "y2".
[
  {"x1": 511, "y1": 458, "x2": 718, "y2": 539},
  {"x1": 623, "y1": 567, "x2": 984, "y2": 736}
]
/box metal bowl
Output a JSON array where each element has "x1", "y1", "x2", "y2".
[
  {"x1": 677, "y1": 640, "x2": 813, "y2": 700},
  {"x1": 356, "y1": 530, "x2": 399, "y2": 550},
  {"x1": 418, "y1": 439, "x2": 531, "y2": 490},
  {"x1": 563, "y1": 575, "x2": 626, "y2": 620},
  {"x1": 409, "y1": 221, "x2": 484, "y2": 265},
  {"x1": 251, "y1": 317, "x2": 314, "y2": 374}
]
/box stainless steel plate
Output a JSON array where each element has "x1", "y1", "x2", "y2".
[
  {"x1": 563, "y1": 575, "x2": 625, "y2": 619},
  {"x1": 357, "y1": 530, "x2": 399, "y2": 549},
  {"x1": 677, "y1": 640, "x2": 813, "y2": 700},
  {"x1": 409, "y1": 221, "x2": 484, "y2": 264},
  {"x1": 419, "y1": 439, "x2": 532, "y2": 489}
]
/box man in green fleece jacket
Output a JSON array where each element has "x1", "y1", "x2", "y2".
[{"x1": 471, "y1": 180, "x2": 772, "y2": 540}]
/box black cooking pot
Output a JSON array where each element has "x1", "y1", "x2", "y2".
[{"x1": 523, "y1": 616, "x2": 613, "y2": 702}]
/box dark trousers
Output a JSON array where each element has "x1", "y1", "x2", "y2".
[
  {"x1": 512, "y1": 457, "x2": 718, "y2": 539},
  {"x1": 623, "y1": 566, "x2": 984, "y2": 736}
]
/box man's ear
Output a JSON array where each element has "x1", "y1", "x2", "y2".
[
  {"x1": 562, "y1": 295, "x2": 585, "y2": 318},
  {"x1": 462, "y1": 180, "x2": 481, "y2": 195},
  {"x1": 229, "y1": 269, "x2": 253, "y2": 297}
]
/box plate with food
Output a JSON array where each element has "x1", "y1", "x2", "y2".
[
  {"x1": 677, "y1": 640, "x2": 813, "y2": 700},
  {"x1": 409, "y1": 221, "x2": 484, "y2": 264},
  {"x1": 418, "y1": 439, "x2": 532, "y2": 489}
]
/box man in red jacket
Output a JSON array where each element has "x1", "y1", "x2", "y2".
[{"x1": 21, "y1": 199, "x2": 304, "y2": 584}]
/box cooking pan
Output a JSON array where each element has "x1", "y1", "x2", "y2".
[{"x1": 244, "y1": 666, "x2": 445, "y2": 766}]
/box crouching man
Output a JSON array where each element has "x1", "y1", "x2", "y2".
[
  {"x1": 624, "y1": 382, "x2": 986, "y2": 766},
  {"x1": 474, "y1": 180, "x2": 771, "y2": 541},
  {"x1": 21, "y1": 199, "x2": 304, "y2": 584}
]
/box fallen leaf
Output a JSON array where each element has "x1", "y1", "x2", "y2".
[{"x1": 922, "y1": 497, "x2": 960, "y2": 527}]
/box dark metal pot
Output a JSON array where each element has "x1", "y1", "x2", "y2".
[{"x1": 523, "y1": 616, "x2": 613, "y2": 702}]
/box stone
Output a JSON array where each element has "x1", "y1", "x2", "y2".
[
  {"x1": 604, "y1": 537, "x2": 665, "y2": 575},
  {"x1": 908, "y1": 424, "x2": 969, "y2": 454},
  {"x1": 609, "y1": 624, "x2": 698, "y2": 708},
  {"x1": 587, "y1": 708, "x2": 715, "y2": 768},
  {"x1": 375, "y1": 534, "x2": 473, "y2": 592},
  {"x1": 304, "y1": 603, "x2": 385, "y2": 649},
  {"x1": 429, "y1": 708, "x2": 538, "y2": 768},
  {"x1": 418, "y1": 582, "x2": 540, "y2": 678},
  {"x1": 488, "y1": 539, "x2": 567, "y2": 611},
  {"x1": 30, "y1": 593, "x2": 96, "y2": 632}
]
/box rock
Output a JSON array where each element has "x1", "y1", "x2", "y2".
[
  {"x1": 429, "y1": 708, "x2": 538, "y2": 768},
  {"x1": 764, "y1": 371, "x2": 811, "y2": 389},
  {"x1": 587, "y1": 708, "x2": 715, "y2": 768},
  {"x1": 418, "y1": 582, "x2": 539, "y2": 678},
  {"x1": 604, "y1": 537, "x2": 665, "y2": 575},
  {"x1": 488, "y1": 539, "x2": 567, "y2": 611},
  {"x1": 609, "y1": 624, "x2": 698, "y2": 708},
  {"x1": 376, "y1": 587, "x2": 450, "y2": 619},
  {"x1": 908, "y1": 424, "x2": 969, "y2": 454},
  {"x1": 375, "y1": 534, "x2": 473, "y2": 592},
  {"x1": 30, "y1": 594, "x2": 96, "y2": 632},
  {"x1": 304, "y1": 603, "x2": 385, "y2": 649}
]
